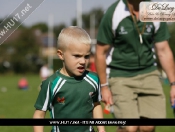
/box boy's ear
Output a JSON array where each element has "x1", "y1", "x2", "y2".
[{"x1": 57, "y1": 49, "x2": 64, "y2": 60}]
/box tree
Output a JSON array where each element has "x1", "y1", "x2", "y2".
[
  {"x1": 54, "y1": 23, "x2": 66, "y2": 37},
  {"x1": 31, "y1": 23, "x2": 48, "y2": 33},
  {"x1": 0, "y1": 28, "x2": 41, "y2": 73}
]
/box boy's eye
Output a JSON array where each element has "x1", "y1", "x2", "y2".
[
  {"x1": 85, "y1": 55, "x2": 90, "y2": 59},
  {"x1": 74, "y1": 55, "x2": 81, "y2": 58},
  {"x1": 73, "y1": 55, "x2": 90, "y2": 59}
]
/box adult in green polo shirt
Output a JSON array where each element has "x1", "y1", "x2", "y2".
[{"x1": 95, "y1": 0, "x2": 175, "y2": 132}]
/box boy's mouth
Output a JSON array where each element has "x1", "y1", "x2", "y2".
[{"x1": 77, "y1": 66, "x2": 85, "y2": 73}]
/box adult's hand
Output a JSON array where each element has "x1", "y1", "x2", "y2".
[
  {"x1": 101, "y1": 86, "x2": 113, "y2": 105},
  {"x1": 170, "y1": 85, "x2": 175, "y2": 107}
]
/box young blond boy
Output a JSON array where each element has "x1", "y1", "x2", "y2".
[{"x1": 33, "y1": 26, "x2": 105, "y2": 132}]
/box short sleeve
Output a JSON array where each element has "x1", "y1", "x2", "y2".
[
  {"x1": 34, "y1": 80, "x2": 51, "y2": 111},
  {"x1": 97, "y1": 9, "x2": 114, "y2": 45},
  {"x1": 154, "y1": 22, "x2": 170, "y2": 43},
  {"x1": 92, "y1": 77, "x2": 101, "y2": 103}
]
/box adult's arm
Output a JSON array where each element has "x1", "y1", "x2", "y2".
[
  {"x1": 155, "y1": 40, "x2": 175, "y2": 106},
  {"x1": 95, "y1": 42, "x2": 113, "y2": 105}
]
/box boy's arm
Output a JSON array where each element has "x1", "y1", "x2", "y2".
[
  {"x1": 33, "y1": 109, "x2": 46, "y2": 132},
  {"x1": 93, "y1": 102, "x2": 106, "y2": 132}
]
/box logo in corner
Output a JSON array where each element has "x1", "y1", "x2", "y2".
[{"x1": 57, "y1": 97, "x2": 65, "y2": 104}]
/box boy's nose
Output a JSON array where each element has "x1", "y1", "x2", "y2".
[{"x1": 79, "y1": 58, "x2": 86, "y2": 64}]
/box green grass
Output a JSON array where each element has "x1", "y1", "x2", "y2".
[
  {"x1": 0, "y1": 74, "x2": 51, "y2": 132},
  {"x1": 0, "y1": 74, "x2": 175, "y2": 132}
]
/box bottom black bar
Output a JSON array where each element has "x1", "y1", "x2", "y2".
[{"x1": 0, "y1": 119, "x2": 175, "y2": 126}]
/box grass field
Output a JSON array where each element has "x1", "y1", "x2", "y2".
[{"x1": 0, "y1": 74, "x2": 175, "y2": 132}]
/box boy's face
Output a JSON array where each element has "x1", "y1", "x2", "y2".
[{"x1": 58, "y1": 42, "x2": 91, "y2": 77}]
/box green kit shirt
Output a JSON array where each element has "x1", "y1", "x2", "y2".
[
  {"x1": 97, "y1": 0, "x2": 170, "y2": 77},
  {"x1": 34, "y1": 70, "x2": 101, "y2": 132}
]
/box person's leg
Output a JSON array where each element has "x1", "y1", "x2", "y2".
[
  {"x1": 109, "y1": 77, "x2": 140, "y2": 132},
  {"x1": 117, "y1": 126, "x2": 154, "y2": 132},
  {"x1": 139, "y1": 126, "x2": 155, "y2": 132},
  {"x1": 117, "y1": 126, "x2": 139, "y2": 132}
]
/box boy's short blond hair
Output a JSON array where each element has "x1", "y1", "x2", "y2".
[{"x1": 57, "y1": 26, "x2": 91, "y2": 50}]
